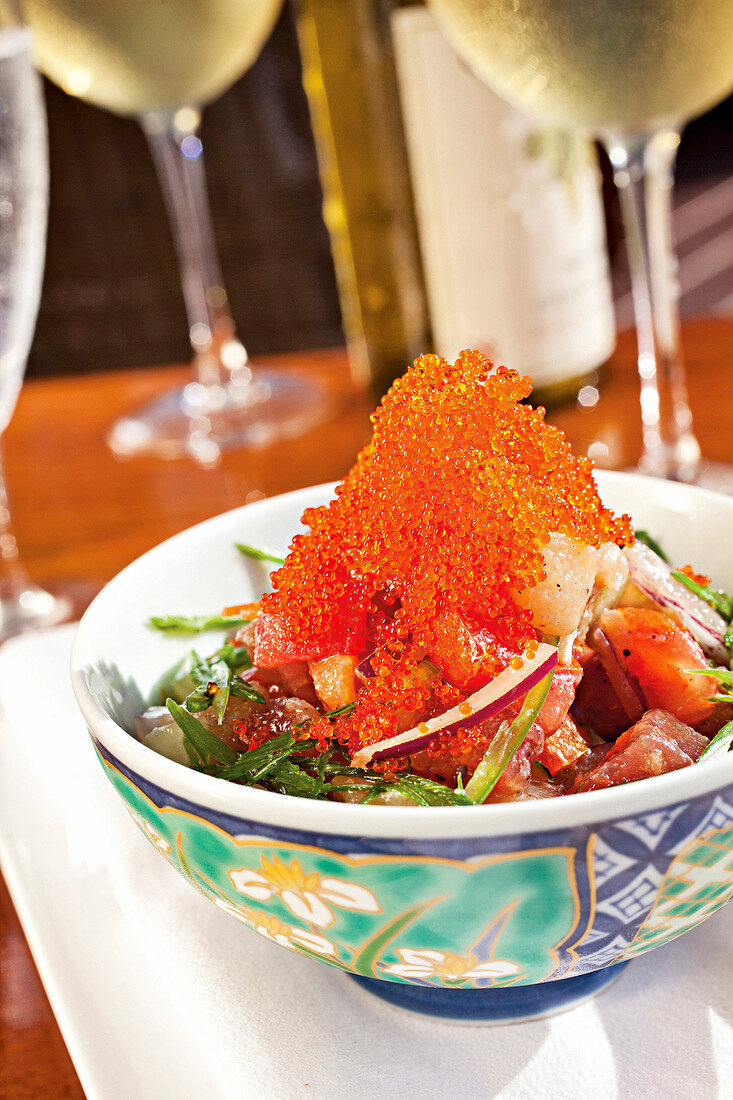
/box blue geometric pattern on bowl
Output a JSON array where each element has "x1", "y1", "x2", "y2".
[{"x1": 95, "y1": 739, "x2": 733, "y2": 989}]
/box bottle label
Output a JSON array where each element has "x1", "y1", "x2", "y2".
[{"x1": 391, "y1": 7, "x2": 616, "y2": 385}]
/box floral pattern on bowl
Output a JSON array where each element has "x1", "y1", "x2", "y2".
[{"x1": 97, "y1": 741, "x2": 733, "y2": 990}]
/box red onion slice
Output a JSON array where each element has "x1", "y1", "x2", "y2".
[
  {"x1": 587, "y1": 626, "x2": 645, "y2": 725},
  {"x1": 352, "y1": 643, "x2": 558, "y2": 768},
  {"x1": 356, "y1": 651, "x2": 376, "y2": 679},
  {"x1": 624, "y1": 543, "x2": 728, "y2": 665}
]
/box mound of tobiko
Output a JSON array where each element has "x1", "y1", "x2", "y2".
[{"x1": 130, "y1": 351, "x2": 733, "y2": 806}]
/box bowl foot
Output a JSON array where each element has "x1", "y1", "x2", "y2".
[{"x1": 347, "y1": 962, "x2": 628, "y2": 1024}]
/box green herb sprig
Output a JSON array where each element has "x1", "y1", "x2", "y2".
[
  {"x1": 235, "y1": 543, "x2": 285, "y2": 565},
  {"x1": 178, "y1": 646, "x2": 264, "y2": 724},
  {"x1": 165, "y1": 699, "x2": 237, "y2": 766},
  {"x1": 164, "y1": 700, "x2": 471, "y2": 805},
  {"x1": 230, "y1": 681, "x2": 267, "y2": 704},
  {"x1": 689, "y1": 666, "x2": 733, "y2": 706},
  {"x1": 699, "y1": 720, "x2": 733, "y2": 763},
  {"x1": 184, "y1": 657, "x2": 230, "y2": 722},
  {"x1": 676, "y1": 575, "x2": 733, "y2": 761},
  {"x1": 149, "y1": 613, "x2": 251, "y2": 634}
]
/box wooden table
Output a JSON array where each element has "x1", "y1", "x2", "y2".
[{"x1": 1, "y1": 320, "x2": 731, "y2": 1098}]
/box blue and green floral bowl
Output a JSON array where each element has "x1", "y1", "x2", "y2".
[{"x1": 71, "y1": 473, "x2": 733, "y2": 1022}]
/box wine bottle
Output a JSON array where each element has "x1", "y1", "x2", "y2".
[
  {"x1": 296, "y1": 0, "x2": 431, "y2": 396},
  {"x1": 297, "y1": 1, "x2": 616, "y2": 406}
]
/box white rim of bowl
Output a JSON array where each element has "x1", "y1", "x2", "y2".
[{"x1": 71, "y1": 475, "x2": 733, "y2": 841}]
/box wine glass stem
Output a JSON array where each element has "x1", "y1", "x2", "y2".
[
  {"x1": 602, "y1": 128, "x2": 701, "y2": 481},
  {"x1": 140, "y1": 108, "x2": 249, "y2": 390},
  {"x1": 0, "y1": 443, "x2": 23, "y2": 578},
  {"x1": 0, "y1": 440, "x2": 71, "y2": 639}
]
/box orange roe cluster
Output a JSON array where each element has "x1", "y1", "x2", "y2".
[
  {"x1": 336, "y1": 634, "x2": 438, "y2": 759},
  {"x1": 680, "y1": 564, "x2": 711, "y2": 587},
  {"x1": 260, "y1": 351, "x2": 632, "y2": 648},
  {"x1": 256, "y1": 352, "x2": 633, "y2": 757}
]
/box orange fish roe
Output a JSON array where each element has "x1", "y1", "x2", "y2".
[
  {"x1": 255, "y1": 351, "x2": 633, "y2": 755},
  {"x1": 231, "y1": 717, "x2": 270, "y2": 751},
  {"x1": 680, "y1": 564, "x2": 711, "y2": 587},
  {"x1": 337, "y1": 636, "x2": 436, "y2": 756}
]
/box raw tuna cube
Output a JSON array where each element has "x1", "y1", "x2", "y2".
[{"x1": 574, "y1": 709, "x2": 708, "y2": 792}]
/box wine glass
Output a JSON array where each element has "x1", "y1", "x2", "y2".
[
  {"x1": 25, "y1": 0, "x2": 327, "y2": 464},
  {"x1": 0, "y1": 1, "x2": 69, "y2": 641},
  {"x1": 427, "y1": 0, "x2": 733, "y2": 489}
]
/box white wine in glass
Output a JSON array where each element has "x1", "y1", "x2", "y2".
[
  {"x1": 428, "y1": 0, "x2": 733, "y2": 487},
  {"x1": 0, "y1": 4, "x2": 69, "y2": 641},
  {"x1": 26, "y1": 0, "x2": 328, "y2": 462}
]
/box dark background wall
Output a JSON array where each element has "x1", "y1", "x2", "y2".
[{"x1": 27, "y1": 1, "x2": 732, "y2": 379}]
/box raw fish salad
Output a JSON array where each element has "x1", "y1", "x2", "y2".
[{"x1": 139, "y1": 352, "x2": 733, "y2": 806}]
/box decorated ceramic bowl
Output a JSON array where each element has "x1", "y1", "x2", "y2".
[{"x1": 71, "y1": 473, "x2": 733, "y2": 1022}]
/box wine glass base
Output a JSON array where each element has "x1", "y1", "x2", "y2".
[
  {"x1": 0, "y1": 580, "x2": 71, "y2": 645},
  {"x1": 623, "y1": 460, "x2": 733, "y2": 496},
  {"x1": 690, "y1": 461, "x2": 733, "y2": 496},
  {"x1": 106, "y1": 368, "x2": 330, "y2": 463}
]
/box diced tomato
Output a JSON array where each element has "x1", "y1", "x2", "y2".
[
  {"x1": 426, "y1": 608, "x2": 485, "y2": 688},
  {"x1": 255, "y1": 576, "x2": 371, "y2": 667},
  {"x1": 598, "y1": 608, "x2": 719, "y2": 727},
  {"x1": 573, "y1": 708, "x2": 708, "y2": 792},
  {"x1": 536, "y1": 662, "x2": 583, "y2": 735},
  {"x1": 254, "y1": 613, "x2": 303, "y2": 666},
  {"x1": 308, "y1": 655, "x2": 358, "y2": 711},
  {"x1": 426, "y1": 608, "x2": 520, "y2": 690},
  {"x1": 537, "y1": 715, "x2": 591, "y2": 775}
]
